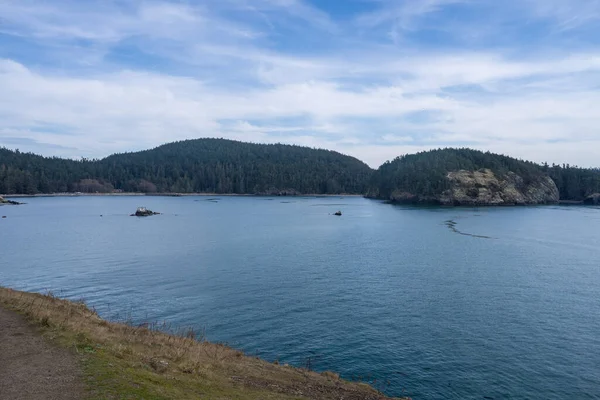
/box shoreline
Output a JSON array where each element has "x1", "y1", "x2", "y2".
[
  {"x1": 1, "y1": 192, "x2": 366, "y2": 198},
  {"x1": 0, "y1": 287, "x2": 403, "y2": 400},
  {"x1": 3, "y1": 193, "x2": 594, "y2": 207}
]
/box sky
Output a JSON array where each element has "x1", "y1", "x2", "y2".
[{"x1": 0, "y1": 0, "x2": 599, "y2": 168}]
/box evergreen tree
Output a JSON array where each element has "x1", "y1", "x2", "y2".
[{"x1": 0, "y1": 139, "x2": 372, "y2": 195}]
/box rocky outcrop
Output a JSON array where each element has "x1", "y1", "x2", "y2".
[
  {"x1": 131, "y1": 207, "x2": 160, "y2": 217},
  {"x1": 387, "y1": 169, "x2": 559, "y2": 206},
  {"x1": 439, "y1": 169, "x2": 559, "y2": 206},
  {"x1": 584, "y1": 193, "x2": 600, "y2": 205},
  {"x1": 0, "y1": 196, "x2": 23, "y2": 205}
]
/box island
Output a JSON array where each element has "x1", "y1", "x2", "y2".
[{"x1": 131, "y1": 207, "x2": 161, "y2": 217}]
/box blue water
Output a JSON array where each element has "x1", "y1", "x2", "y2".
[{"x1": 1, "y1": 196, "x2": 599, "y2": 399}]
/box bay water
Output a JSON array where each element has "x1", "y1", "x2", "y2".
[{"x1": 1, "y1": 196, "x2": 599, "y2": 399}]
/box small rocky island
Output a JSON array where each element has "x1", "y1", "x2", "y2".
[
  {"x1": 0, "y1": 196, "x2": 23, "y2": 205},
  {"x1": 131, "y1": 207, "x2": 160, "y2": 217}
]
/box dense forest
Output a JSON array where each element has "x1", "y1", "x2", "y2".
[
  {"x1": 545, "y1": 164, "x2": 600, "y2": 201},
  {"x1": 0, "y1": 139, "x2": 373, "y2": 195},
  {"x1": 1, "y1": 141, "x2": 599, "y2": 201},
  {"x1": 368, "y1": 148, "x2": 600, "y2": 201}
]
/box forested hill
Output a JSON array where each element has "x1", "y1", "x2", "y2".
[
  {"x1": 368, "y1": 148, "x2": 600, "y2": 203},
  {"x1": 0, "y1": 139, "x2": 373, "y2": 195},
  {"x1": 1, "y1": 142, "x2": 599, "y2": 201}
]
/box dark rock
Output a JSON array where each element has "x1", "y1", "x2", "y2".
[
  {"x1": 132, "y1": 207, "x2": 160, "y2": 217},
  {"x1": 0, "y1": 196, "x2": 24, "y2": 205},
  {"x1": 584, "y1": 193, "x2": 600, "y2": 205},
  {"x1": 334, "y1": 211, "x2": 342, "y2": 216}
]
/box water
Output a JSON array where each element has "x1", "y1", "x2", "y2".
[{"x1": 1, "y1": 196, "x2": 599, "y2": 399}]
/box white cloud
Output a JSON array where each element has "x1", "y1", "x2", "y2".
[
  {"x1": 356, "y1": 0, "x2": 469, "y2": 28},
  {"x1": 525, "y1": 0, "x2": 600, "y2": 31},
  {"x1": 0, "y1": 0, "x2": 599, "y2": 168}
]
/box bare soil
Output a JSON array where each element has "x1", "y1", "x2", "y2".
[{"x1": 0, "y1": 306, "x2": 86, "y2": 400}]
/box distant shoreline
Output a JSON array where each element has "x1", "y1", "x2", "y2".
[
  {"x1": 1, "y1": 192, "x2": 365, "y2": 198},
  {"x1": 3, "y1": 193, "x2": 594, "y2": 207}
]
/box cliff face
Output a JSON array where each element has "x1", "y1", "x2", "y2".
[
  {"x1": 388, "y1": 169, "x2": 559, "y2": 206},
  {"x1": 439, "y1": 169, "x2": 559, "y2": 205}
]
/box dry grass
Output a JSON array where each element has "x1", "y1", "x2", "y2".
[{"x1": 0, "y1": 287, "x2": 404, "y2": 400}]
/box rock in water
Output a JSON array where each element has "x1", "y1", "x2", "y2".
[
  {"x1": 334, "y1": 211, "x2": 342, "y2": 216},
  {"x1": 584, "y1": 193, "x2": 600, "y2": 205},
  {"x1": 132, "y1": 207, "x2": 160, "y2": 217},
  {"x1": 0, "y1": 196, "x2": 23, "y2": 205}
]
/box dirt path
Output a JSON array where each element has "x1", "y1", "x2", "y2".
[{"x1": 0, "y1": 306, "x2": 86, "y2": 400}]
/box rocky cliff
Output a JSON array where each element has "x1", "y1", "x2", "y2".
[
  {"x1": 584, "y1": 193, "x2": 600, "y2": 205},
  {"x1": 440, "y1": 169, "x2": 559, "y2": 205},
  {"x1": 387, "y1": 169, "x2": 559, "y2": 206}
]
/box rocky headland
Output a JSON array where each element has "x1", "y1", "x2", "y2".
[
  {"x1": 377, "y1": 169, "x2": 559, "y2": 206},
  {"x1": 439, "y1": 169, "x2": 559, "y2": 206}
]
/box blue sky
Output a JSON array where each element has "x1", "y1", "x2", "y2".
[{"x1": 1, "y1": 0, "x2": 599, "y2": 167}]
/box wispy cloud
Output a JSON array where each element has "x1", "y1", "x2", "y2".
[
  {"x1": 525, "y1": 0, "x2": 600, "y2": 31},
  {"x1": 355, "y1": 0, "x2": 469, "y2": 42},
  {"x1": 0, "y1": 0, "x2": 599, "y2": 168}
]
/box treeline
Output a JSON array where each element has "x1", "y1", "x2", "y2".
[
  {"x1": 0, "y1": 148, "x2": 91, "y2": 194},
  {"x1": 368, "y1": 148, "x2": 600, "y2": 201},
  {"x1": 1, "y1": 142, "x2": 599, "y2": 200},
  {"x1": 0, "y1": 139, "x2": 373, "y2": 195},
  {"x1": 546, "y1": 164, "x2": 600, "y2": 201}
]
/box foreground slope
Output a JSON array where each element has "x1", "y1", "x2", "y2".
[
  {"x1": 368, "y1": 148, "x2": 560, "y2": 205},
  {"x1": 0, "y1": 287, "x2": 402, "y2": 400},
  {"x1": 0, "y1": 139, "x2": 373, "y2": 195}
]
